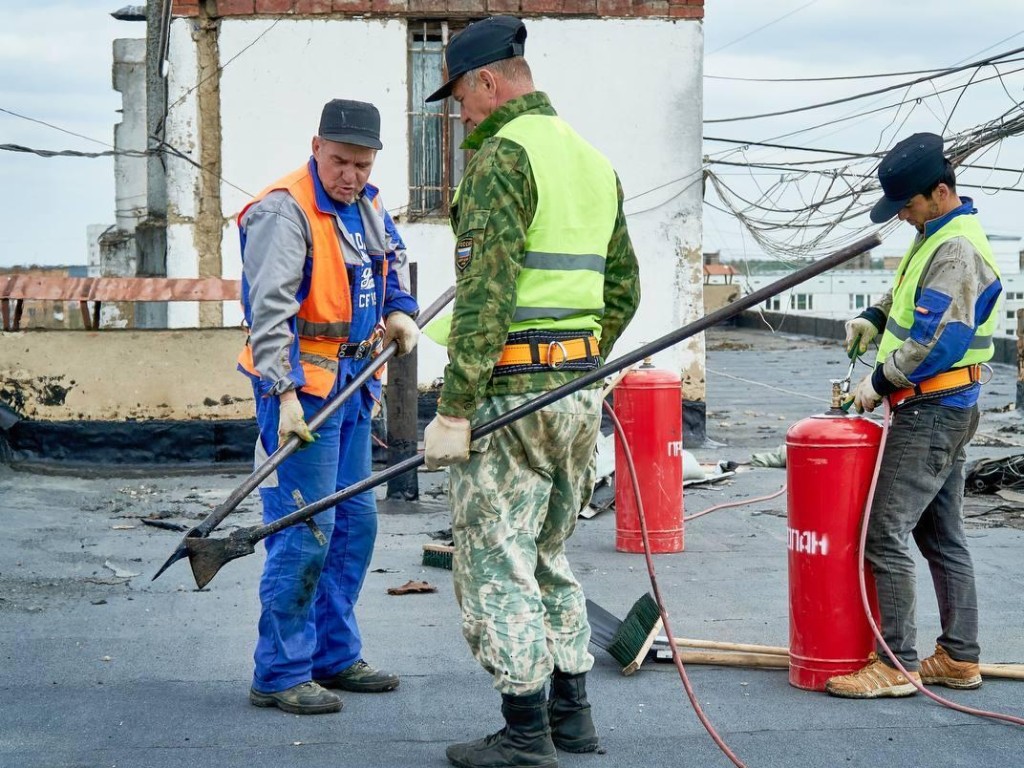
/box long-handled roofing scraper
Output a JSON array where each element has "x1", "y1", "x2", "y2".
[{"x1": 151, "y1": 285, "x2": 455, "y2": 581}]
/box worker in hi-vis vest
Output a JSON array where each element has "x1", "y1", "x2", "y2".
[
  {"x1": 422, "y1": 16, "x2": 640, "y2": 768},
  {"x1": 828, "y1": 132, "x2": 1001, "y2": 700},
  {"x1": 237, "y1": 99, "x2": 419, "y2": 716}
]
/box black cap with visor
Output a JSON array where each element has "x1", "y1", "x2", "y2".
[
  {"x1": 425, "y1": 16, "x2": 527, "y2": 103},
  {"x1": 869, "y1": 132, "x2": 948, "y2": 223}
]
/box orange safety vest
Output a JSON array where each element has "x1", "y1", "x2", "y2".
[{"x1": 236, "y1": 164, "x2": 388, "y2": 398}]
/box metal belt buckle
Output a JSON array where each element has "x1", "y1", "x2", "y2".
[
  {"x1": 354, "y1": 339, "x2": 373, "y2": 360},
  {"x1": 546, "y1": 340, "x2": 568, "y2": 370}
]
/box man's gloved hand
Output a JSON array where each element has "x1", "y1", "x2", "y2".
[
  {"x1": 383, "y1": 312, "x2": 420, "y2": 356},
  {"x1": 849, "y1": 375, "x2": 882, "y2": 414},
  {"x1": 423, "y1": 414, "x2": 471, "y2": 470},
  {"x1": 845, "y1": 317, "x2": 879, "y2": 357},
  {"x1": 278, "y1": 395, "x2": 315, "y2": 445}
]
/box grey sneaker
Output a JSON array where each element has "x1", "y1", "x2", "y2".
[
  {"x1": 249, "y1": 681, "x2": 343, "y2": 714},
  {"x1": 315, "y1": 659, "x2": 400, "y2": 693}
]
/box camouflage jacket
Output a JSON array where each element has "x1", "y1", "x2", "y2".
[{"x1": 437, "y1": 91, "x2": 641, "y2": 420}]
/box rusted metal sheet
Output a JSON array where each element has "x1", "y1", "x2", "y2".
[{"x1": 0, "y1": 276, "x2": 241, "y2": 302}]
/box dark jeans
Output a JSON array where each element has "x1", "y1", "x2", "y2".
[{"x1": 865, "y1": 401, "x2": 981, "y2": 669}]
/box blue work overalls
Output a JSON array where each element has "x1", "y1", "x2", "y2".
[{"x1": 249, "y1": 194, "x2": 389, "y2": 694}]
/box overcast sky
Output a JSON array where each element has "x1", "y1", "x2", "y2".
[{"x1": 1, "y1": 0, "x2": 1021, "y2": 268}]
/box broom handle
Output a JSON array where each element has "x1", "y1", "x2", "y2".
[
  {"x1": 671, "y1": 650, "x2": 789, "y2": 669},
  {"x1": 670, "y1": 638, "x2": 789, "y2": 656},
  {"x1": 980, "y1": 663, "x2": 1024, "y2": 681},
  {"x1": 669, "y1": 642, "x2": 1024, "y2": 680}
]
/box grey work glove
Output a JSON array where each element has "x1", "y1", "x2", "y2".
[
  {"x1": 278, "y1": 395, "x2": 314, "y2": 445},
  {"x1": 423, "y1": 414, "x2": 471, "y2": 470},
  {"x1": 845, "y1": 317, "x2": 879, "y2": 356},
  {"x1": 849, "y1": 375, "x2": 882, "y2": 414},
  {"x1": 383, "y1": 312, "x2": 420, "y2": 356}
]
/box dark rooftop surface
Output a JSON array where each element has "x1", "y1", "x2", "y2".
[{"x1": 2, "y1": 326, "x2": 1023, "y2": 768}]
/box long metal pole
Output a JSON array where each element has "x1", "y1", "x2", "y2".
[{"x1": 251, "y1": 234, "x2": 882, "y2": 542}]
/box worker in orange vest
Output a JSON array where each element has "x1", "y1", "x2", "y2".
[{"x1": 236, "y1": 99, "x2": 419, "y2": 715}]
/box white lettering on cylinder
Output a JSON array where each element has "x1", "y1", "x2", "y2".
[
  {"x1": 787, "y1": 526, "x2": 830, "y2": 556},
  {"x1": 667, "y1": 440, "x2": 683, "y2": 457}
]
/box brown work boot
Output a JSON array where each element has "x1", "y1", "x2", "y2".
[
  {"x1": 249, "y1": 681, "x2": 343, "y2": 714},
  {"x1": 315, "y1": 659, "x2": 400, "y2": 693},
  {"x1": 920, "y1": 645, "x2": 982, "y2": 689},
  {"x1": 825, "y1": 653, "x2": 920, "y2": 699}
]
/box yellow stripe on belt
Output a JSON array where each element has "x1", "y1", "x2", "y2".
[
  {"x1": 889, "y1": 365, "x2": 981, "y2": 408},
  {"x1": 496, "y1": 335, "x2": 599, "y2": 370}
]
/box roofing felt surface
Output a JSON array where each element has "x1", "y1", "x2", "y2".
[{"x1": 2, "y1": 326, "x2": 1022, "y2": 768}]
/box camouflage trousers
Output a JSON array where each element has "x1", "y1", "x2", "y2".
[{"x1": 448, "y1": 388, "x2": 602, "y2": 695}]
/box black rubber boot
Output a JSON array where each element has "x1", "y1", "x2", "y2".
[
  {"x1": 446, "y1": 689, "x2": 558, "y2": 768},
  {"x1": 548, "y1": 669, "x2": 599, "y2": 753}
]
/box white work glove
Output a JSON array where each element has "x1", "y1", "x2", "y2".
[
  {"x1": 278, "y1": 395, "x2": 314, "y2": 445},
  {"x1": 850, "y1": 375, "x2": 882, "y2": 414},
  {"x1": 845, "y1": 317, "x2": 879, "y2": 357},
  {"x1": 423, "y1": 414, "x2": 471, "y2": 470},
  {"x1": 383, "y1": 312, "x2": 420, "y2": 356}
]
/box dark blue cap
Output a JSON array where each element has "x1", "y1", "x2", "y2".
[
  {"x1": 870, "y1": 132, "x2": 947, "y2": 223},
  {"x1": 318, "y1": 99, "x2": 382, "y2": 150},
  {"x1": 425, "y1": 16, "x2": 527, "y2": 103}
]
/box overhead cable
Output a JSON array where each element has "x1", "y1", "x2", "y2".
[{"x1": 705, "y1": 44, "x2": 1024, "y2": 123}]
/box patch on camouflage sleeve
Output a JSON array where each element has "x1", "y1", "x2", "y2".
[{"x1": 455, "y1": 237, "x2": 474, "y2": 272}]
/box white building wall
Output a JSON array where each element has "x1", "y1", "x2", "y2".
[
  {"x1": 744, "y1": 239, "x2": 1023, "y2": 340},
  {"x1": 165, "y1": 16, "x2": 705, "y2": 389}
]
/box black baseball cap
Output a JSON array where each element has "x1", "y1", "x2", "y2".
[
  {"x1": 318, "y1": 99, "x2": 382, "y2": 150},
  {"x1": 425, "y1": 16, "x2": 527, "y2": 103},
  {"x1": 870, "y1": 132, "x2": 947, "y2": 223}
]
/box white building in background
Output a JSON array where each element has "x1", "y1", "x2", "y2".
[
  {"x1": 740, "y1": 237, "x2": 1024, "y2": 340},
  {"x1": 120, "y1": 0, "x2": 707, "y2": 407}
]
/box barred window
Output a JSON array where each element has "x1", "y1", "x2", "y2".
[{"x1": 409, "y1": 20, "x2": 467, "y2": 217}]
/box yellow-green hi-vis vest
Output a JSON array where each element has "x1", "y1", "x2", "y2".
[
  {"x1": 876, "y1": 214, "x2": 1000, "y2": 368},
  {"x1": 453, "y1": 114, "x2": 619, "y2": 338}
]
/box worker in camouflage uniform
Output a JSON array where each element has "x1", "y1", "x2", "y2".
[{"x1": 422, "y1": 16, "x2": 641, "y2": 768}]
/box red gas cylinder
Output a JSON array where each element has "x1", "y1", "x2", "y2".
[
  {"x1": 613, "y1": 362, "x2": 684, "y2": 554},
  {"x1": 786, "y1": 412, "x2": 882, "y2": 690}
]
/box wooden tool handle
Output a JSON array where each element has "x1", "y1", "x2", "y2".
[
  {"x1": 980, "y1": 663, "x2": 1024, "y2": 680},
  {"x1": 669, "y1": 644, "x2": 1024, "y2": 680},
  {"x1": 672, "y1": 637, "x2": 789, "y2": 656},
  {"x1": 669, "y1": 649, "x2": 789, "y2": 669}
]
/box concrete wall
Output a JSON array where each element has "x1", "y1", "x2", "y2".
[
  {"x1": 162, "y1": 15, "x2": 706, "y2": 398},
  {"x1": 0, "y1": 329, "x2": 252, "y2": 422}
]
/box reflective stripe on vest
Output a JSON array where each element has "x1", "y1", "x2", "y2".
[
  {"x1": 482, "y1": 114, "x2": 618, "y2": 337},
  {"x1": 875, "y1": 214, "x2": 1001, "y2": 369},
  {"x1": 237, "y1": 165, "x2": 387, "y2": 398}
]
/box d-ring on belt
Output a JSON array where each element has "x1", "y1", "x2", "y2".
[
  {"x1": 493, "y1": 330, "x2": 601, "y2": 376},
  {"x1": 888, "y1": 364, "x2": 981, "y2": 408},
  {"x1": 299, "y1": 335, "x2": 380, "y2": 361}
]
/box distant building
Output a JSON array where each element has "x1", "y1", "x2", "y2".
[{"x1": 740, "y1": 240, "x2": 1024, "y2": 341}]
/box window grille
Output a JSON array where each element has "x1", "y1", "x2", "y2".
[{"x1": 409, "y1": 20, "x2": 467, "y2": 217}]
